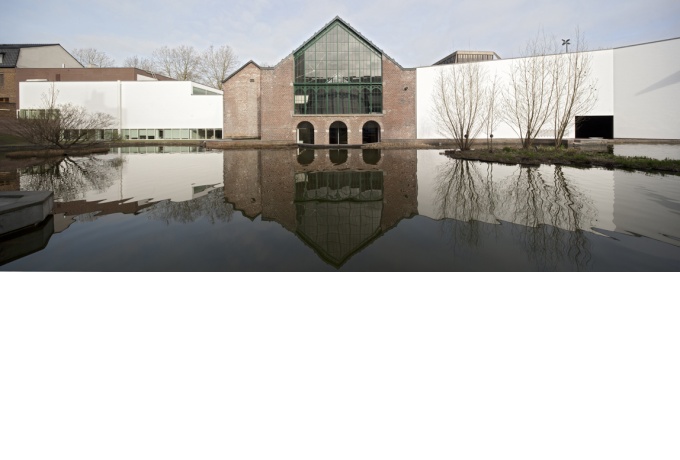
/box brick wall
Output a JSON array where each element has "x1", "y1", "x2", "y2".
[
  {"x1": 223, "y1": 63, "x2": 261, "y2": 138},
  {"x1": 230, "y1": 54, "x2": 417, "y2": 144},
  {"x1": 261, "y1": 56, "x2": 296, "y2": 142},
  {"x1": 0, "y1": 69, "x2": 17, "y2": 107},
  {"x1": 381, "y1": 58, "x2": 417, "y2": 140},
  {"x1": 15, "y1": 68, "x2": 174, "y2": 83}
]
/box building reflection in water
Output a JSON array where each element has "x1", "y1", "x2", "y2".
[
  {"x1": 5, "y1": 147, "x2": 677, "y2": 270},
  {"x1": 13, "y1": 149, "x2": 227, "y2": 232},
  {"x1": 224, "y1": 148, "x2": 418, "y2": 267}
]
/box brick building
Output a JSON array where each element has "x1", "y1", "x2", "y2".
[{"x1": 223, "y1": 17, "x2": 417, "y2": 145}]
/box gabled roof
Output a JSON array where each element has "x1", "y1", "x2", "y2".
[
  {"x1": 222, "y1": 60, "x2": 267, "y2": 84},
  {"x1": 0, "y1": 48, "x2": 21, "y2": 68},
  {"x1": 226, "y1": 16, "x2": 412, "y2": 76},
  {"x1": 0, "y1": 44, "x2": 79, "y2": 68},
  {"x1": 291, "y1": 16, "x2": 408, "y2": 69}
]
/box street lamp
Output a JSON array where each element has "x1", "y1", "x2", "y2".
[{"x1": 562, "y1": 38, "x2": 571, "y2": 53}]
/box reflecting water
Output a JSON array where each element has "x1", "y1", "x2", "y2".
[
  {"x1": 613, "y1": 143, "x2": 680, "y2": 160},
  {"x1": 1, "y1": 148, "x2": 679, "y2": 271}
]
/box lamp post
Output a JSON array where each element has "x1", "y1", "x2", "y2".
[{"x1": 562, "y1": 38, "x2": 571, "y2": 53}]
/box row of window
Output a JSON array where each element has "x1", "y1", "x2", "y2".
[
  {"x1": 53, "y1": 128, "x2": 224, "y2": 141},
  {"x1": 122, "y1": 128, "x2": 223, "y2": 140},
  {"x1": 296, "y1": 149, "x2": 382, "y2": 167},
  {"x1": 18, "y1": 108, "x2": 59, "y2": 119},
  {"x1": 294, "y1": 86, "x2": 382, "y2": 115}
]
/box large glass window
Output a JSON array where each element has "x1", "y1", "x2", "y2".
[{"x1": 294, "y1": 22, "x2": 382, "y2": 115}]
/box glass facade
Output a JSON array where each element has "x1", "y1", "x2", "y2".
[{"x1": 294, "y1": 22, "x2": 382, "y2": 115}]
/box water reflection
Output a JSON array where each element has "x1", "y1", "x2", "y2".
[
  {"x1": 12, "y1": 151, "x2": 226, "y2": 232},
  {"x1": 614, "y1": 143, "x2": 680, "y2": 161},
  {"x1": 20, "y1": 155, "x2": 124, "y2": 202},
  {"x1": 433, "y1": 154, "x2": 601, "y2": 269},
  {"x1": 225, "y1": 149, "x2": 417, "y2": 267},
  {"x1": 147, "y1": 189, "x2": 234, "y2": 225},
  {"x1": 1, "y1": 148, "x2": 679, "y2": 270},
  {"x1": 0, "y1": 215, "x2": 54, "y2": 265},
  {"x1": 329, "y1": 149, "x2": 348, "y2": 165}
]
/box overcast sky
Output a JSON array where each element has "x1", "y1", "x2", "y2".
[{"x1": 4, "y1": 0, "x2": 680, "y2": 68}]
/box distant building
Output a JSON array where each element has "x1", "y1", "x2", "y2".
[
  {"x1": 433, "y1": 50, "x2": 501, "y2": 65},
  {"x1": 19, "y1": 80, "x2": 224, "y2": 140},
  {"x1": 0, "y1": 44, "x2": 82, "y2": 116}
]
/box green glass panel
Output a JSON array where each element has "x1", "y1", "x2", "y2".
[{"x1": 293, "y1": 22, "x2": 382, "y2": 114}]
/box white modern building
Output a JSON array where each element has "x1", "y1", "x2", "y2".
[
  {"x1": 19, "y1": 80, "x2": 224, "y2": 140},
  {"x1": 417, "y1": 37, "x2": 680, "y2": 141},
  {"x1": 13, "y1": 36, "x2": 680, "y2": 143}
]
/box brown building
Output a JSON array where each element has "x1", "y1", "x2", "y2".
[
  {"x1": 0, "y1": 44, "x2": 83, "y2": 116},
  {"x1": 1, "y1": 44, "x2": 173, "y2": 117},
  {"x1": 223, "y1": 17, "x2": 417, "y2": 145}
]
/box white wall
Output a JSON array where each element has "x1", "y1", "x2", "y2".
[
  {"x1": 20, "y1": 81, "x2": 120, "y2": 119},
  {"x1": 19, "y1": 81, "x2": 223, "y2": 130},
  {"x1": 122, "y1": 82, "x2": 222, "y2": 129},
  {"x1": 417, "y1": 49, "x2": 615, "y2": 140},
  {"x1": 86, "y1": 152, "x2": 224, "y2": 203},
  {"x1": 17, "y1": 45, "x2": 83, "y2": 68},
  {"x1": 613, "y1": 38, "x2": 680, "y2": 139}
]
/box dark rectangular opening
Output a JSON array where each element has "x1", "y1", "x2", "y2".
[{"x1": 575, "y1": 116, "x2": 614, "y2": 139}]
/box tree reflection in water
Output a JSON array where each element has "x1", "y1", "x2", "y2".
[
  {"x1": 146, "y1": 189, "x2": 234, "y2": 225},
  {"x1": 436, "y1": 158, "x2": 597, "y2": 269},
  {"x1": 435, "y1": 159, "x2": 500, "y2": 247},
  {"x1": 19, "y1": 155, "x2": 123, "y2": 202}
]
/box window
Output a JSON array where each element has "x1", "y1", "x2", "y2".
[
  {"x1": 294, "y1": 22, "x2": 382, "y2": 115},
  {"x1": 192, "y1": 86, "x2": 220, "y2": 96},
  {"x1": 0, "y1": 54, "x2": 4, "y2": 64},
  {"x1": 0, "y1": 73, "x2": 4, "y2": 87}
]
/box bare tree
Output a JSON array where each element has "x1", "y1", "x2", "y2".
[
  {"x1": 151, "y1": 46, "x2": 176, "y2": 79},
  {"x1": 483, "y1": 73, "x2": 503, "y2": 152},
  {"x1": 552, "y1": 30, "x2": 598, "y2": 147},
  {"x1": 72, "y1": 48, "x2": 116, "y2": 68},
  {"x1": 122, "y1": 55, "x2": 157, "y2": 74},
  {"x1": 431, "y1": 62, "x2": 490, "y2": 150},
  {"x1": 503, "y1": 32, "x2": 558, "y2": 149},
  {"x1": 200, "y1": 45, "x2": 239, "y2": 90},
  {"x1": 152, "y1": 45, "x2": 201, "y2": 81},
  {"x1": 11, "y1": 85, "x2": 117, "y2": 148}
]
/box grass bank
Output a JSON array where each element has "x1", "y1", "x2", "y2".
[{"x1": 444, "y1": 147, "x2": 680, "y2": 174}]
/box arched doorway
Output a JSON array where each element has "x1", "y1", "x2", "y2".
[
  {"x1": 362, "y1": 121, "x2": 381, "y2": 144},
  {"x1": 297, "y1": 121, "x2": 315, "y2": 144},
  {"x1": 329, "y1": 121, "x2": 348, "y2": 145}
]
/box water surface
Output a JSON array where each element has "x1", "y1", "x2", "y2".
[{"x1": 1, "y1": 148, "x2": 679, "y2": 271}]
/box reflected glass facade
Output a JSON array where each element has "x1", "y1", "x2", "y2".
[{"x1": 294, "y1": 23, "x2": 382, "y2": 115}]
